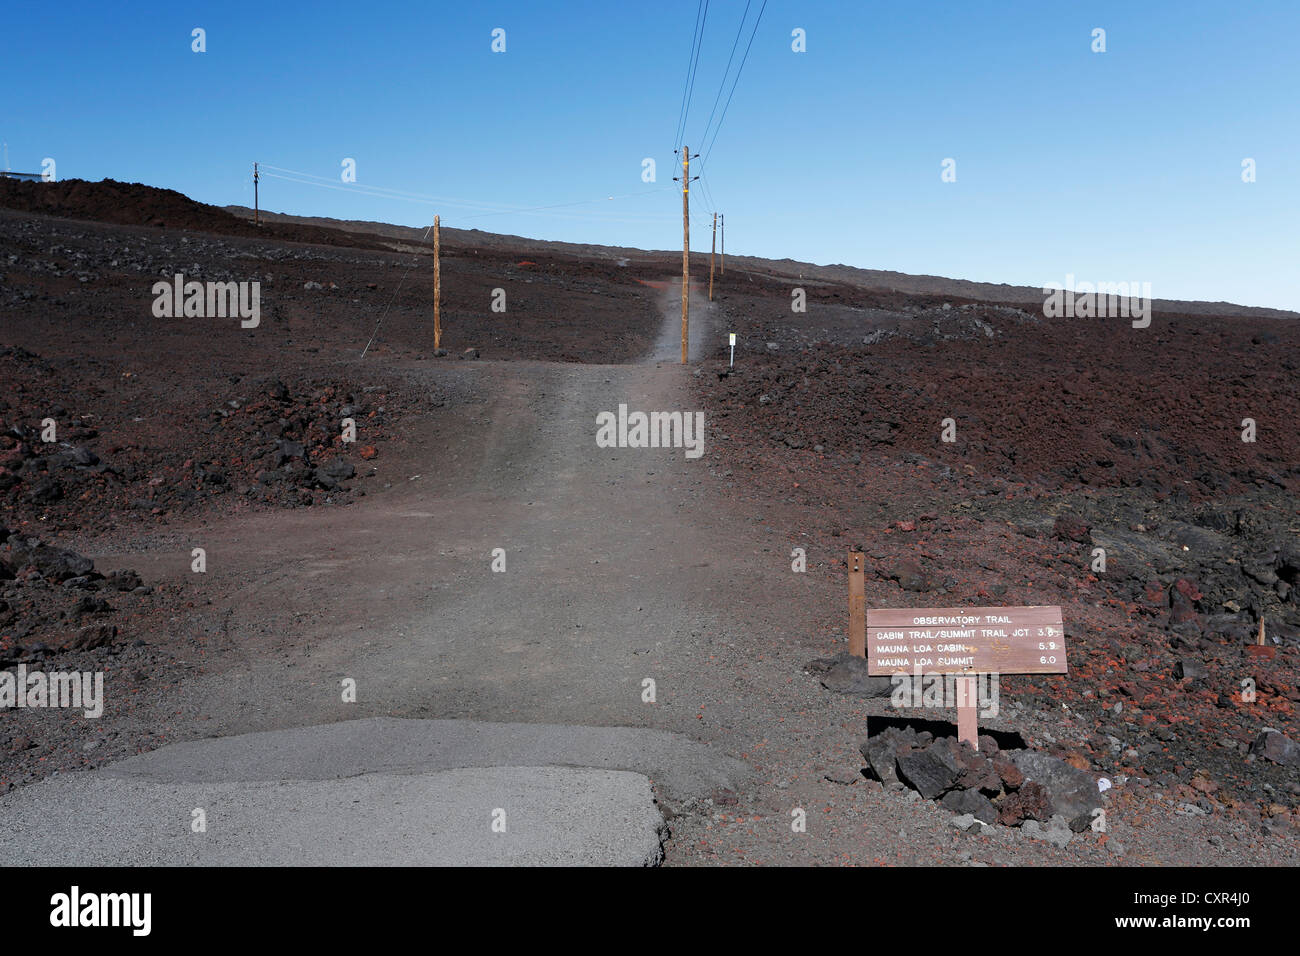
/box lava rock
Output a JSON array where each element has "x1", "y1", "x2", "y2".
[
  {"x1": 320, "y1": 458, "x2": 356, "y2": 481},
  {"x1": 196, "y1": 463, "x2": 226, "y2": 485},
  {"x1": 62, "y1": 622, "x2": 117, "y2": 652},
  {"x1": 997, "y1": 780, "x2": 1052, "y2": 826},
  {"x1": 1169, "y1": 578, "x2": 1202, "y2": 625},
  {"x1": 1021, "y1": 814, "x2": 1073, "y2": 847},
  {"x1": 0, "y1": 539, "x2": 94, "y2": 581},
  {"x1": 72, "y1": 595, "x2": 111, "y2": 615},
  {"x1": 948, "y1": 813, "x2": 991, "y2": 834},
  {"x1": 1068, "y1": 812, "x2": 1097, "y2": 833},
  {"x1": 860, "y1": 733, "x2": 903, "y2": 786},
  {"x1": 949, "y1": 740, "x2": 1002, "y2": 794},
  {"x1": 274, "y1": 439, "x2": 305, "y2": 466},
  {"x1": 1010, "y1": 750, "x2": 1103, "y2": 820},
  {"x1": 68, "y1": 446, "x2": 99, "y2": 467},
  {"x1": 26, "y1": 477, "x2": 63, "y2": 503},
  {"x1": 940, "y1": 787, "x2": 998, "y2": 823},
  {"x1": 105, "y1": 569, "x2": 142, "y2": 591},
  {"x1": 1250, "y1": 729, "x2": 1298, "y2": 766},
  {"x1": 810, "y1": 652, "x2": 893, "y2": 697},
  {"x1": 897, "y1": 741, "x2": 962, "y2": 799},
  {"x1": 890, "y1": 557, "x2": 932, "y2": 592},
  {"x1": 1053, "y1": 514, "x2": 1090, "y2": 543},
  {"x1": 992, "y1": 754, "x2": 1024, "y2": 791}
]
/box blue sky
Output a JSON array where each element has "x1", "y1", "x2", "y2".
[{"x1": 3, "y1": 1, "x2": 1297, "y2": 310}]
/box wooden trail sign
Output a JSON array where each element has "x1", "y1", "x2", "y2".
[
  {"x1": 845, "y1": 552, "x2": 1067, "y2": 749},
  {"x1": 865, "y1": 605, "x2": 1067, "y2": 677}
]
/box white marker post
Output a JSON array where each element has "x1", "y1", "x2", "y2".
[{"x1": 729, "y1": 332, "x2": 736, "y2": 367}]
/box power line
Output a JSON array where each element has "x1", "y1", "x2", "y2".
[
  {"x1": 699, "y1": 0, "x2": 768, "y2": 171},
  {"x1": 262, "y1": 163, "x2": 522, "y2": 208},
  {"x1": 259, "y1": 168, "x2": 676, "y2": 224},
  {"x1": 262, "y1": 163, "x2": 681, "y2": 358},
  {"x1": 459, "y1": 184, "x2": 678, "y2": 223},
  {"x1": 260, "y1": 170, "x2": 519, "y2": 213},
  {"x1": 264, "y1": 164, "x2": 666, "y2": 214},
  {"x1": 672, "y1": 1, "x2": 703, "y2": 145},
  {"x1": 673, "y1": 0, "x2": 707, "y2": 147},
  {"x1": 694, "y1": 0, "x2": 752, "y2": 155},
  {"x1": 680, "y1": 0, "x2": 710, "y2": 146},
  {"x1": 698, "y1": 170, "x2": 718, "y2": 214}
]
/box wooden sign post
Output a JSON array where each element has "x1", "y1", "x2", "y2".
[
  {"x1": 848, "y1": 552, "x2": 866, "y2": 658},
  {"x1": 847, "y1": 553, "x2": 1067, "y2": 749}
]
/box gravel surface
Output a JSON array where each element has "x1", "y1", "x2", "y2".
[{"x1": 1, "y1": 183, "x2": 1296, "y2": 866}]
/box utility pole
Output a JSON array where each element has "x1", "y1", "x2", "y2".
[
  {"x1": 674, "y1": 147, "x2": 698, "y2": 364},
  {"x1": 680, "y1": 149, "x2": 690, "y2": 364},
  {"x1": 720, "y1": 213, "x2": 724, "y2": 275},
  {"x1": 253, "y1": 162, "x2": 259, "y2": 226},
  {"x1": 709, "y1": 212, "x2": 717, "y2": 302},
  {"x1": 433, "y1": 215, "x2": 442, "y2": 352}
]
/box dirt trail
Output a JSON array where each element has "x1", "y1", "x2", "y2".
[
  {"x1": 651, "y1": 280, "x2": 718, "y2": 362},
  {"x1": 137, "y1": 280, "x2": 729, "y2": 727},
  {"x1": 78, "y1": 280, "x2": 830, "y2": 789}
]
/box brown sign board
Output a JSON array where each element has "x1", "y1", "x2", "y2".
[{"x1": 865, "y1": 606, "x2": 1067, "y2": 677}]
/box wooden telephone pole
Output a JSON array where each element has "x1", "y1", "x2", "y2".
[
  {"x1": 253, "y1": 162, "x2": 259, "y2": 226},
  {"x1": 676, "y1": 148, "x2": 697, "y2": 364},
  {"x1": 680, "y1": 148, "x2": 690, "y2": 363},
  {"x1": 709, "y1": 212, "x2": 717, "y2": 301},
  {"x1": 720, "y1": 213, "x2": 724, "y2": 275},
  {"x1": 433, "y1": 215, "x2": 442, "y2": 351}
]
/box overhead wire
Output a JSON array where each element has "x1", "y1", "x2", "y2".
[
  {"x1": 260, "y1": 168, "x2": 677, "y2": 225},
  {"x1": 698, "y1": 172, "x2": 718, "y2": 216},
  {"x1": 693, "y1": 0, "x2": 752, "y2": 158},
  {"x1": 250, "y1": 170, "x2": 677, "y2": 356},
  {"x1": 673, "y1": 0, "x2": 709, "y2": 148},
  {"x1": 680, "y1": 0, "x2": 710, "y2": 148},
  {"x1": 699, "y1": 0, "x2": 768, "y2": 171},
  {"x1": 262, "y1": 164, "x2": 564, "y2": 213}
]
